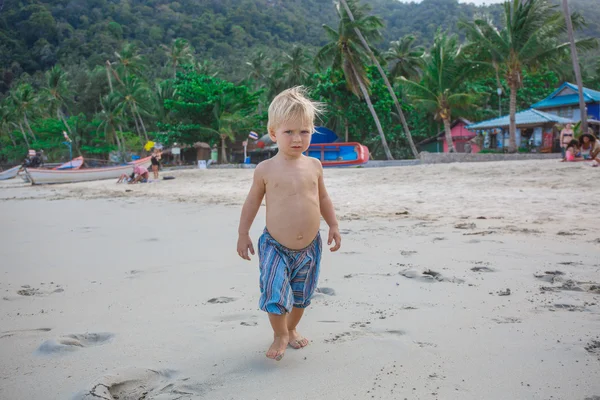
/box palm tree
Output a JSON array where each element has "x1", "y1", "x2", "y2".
[
  {"x1": 281, "y1": 46, "x2": 312, "y2": 88},
  {"x1": 162, "y1": 38, "x2": 194, "y2": 79},
  {"x1": 561, "y1": 0, "x2": 587, "y2": 135},
  {"x1": 42, "y1": 66, "x2": 75, "y2": 140},
  {"x1": 97, "y1": 92, "x2": 127, "y2": 155},
  {"x1": 460, "y1": 0, "x2": 597, "y2": 152},
  {"x1": 114, "y1": 42, "x2": 145, "y2": 80},
  {"x1": 316, "y1": 3, "x2": 394, "y2": 160},
  {"x1": 399, "y1": 31, "x2": 479, "y2": 153},
  {"x1": 154, "y1": 80, "x2": 177, "y2": 123},
  {"x1": 246, "y1": 52, "x2": 269, "y2": 90},
  {"x1": 385, "y1": 35, "x2": 424, "y2": 81},
  {"x1": 10, "y1": 84, "x2": 39, "y2": 143},
  {"x1": 119, "y1": 76, "x2": 151, "y2": 143},
  {"x1": 0, "y1": 103, "x2": 18, "y2": 147},
  {"x1": 338, "y1": 0, "x2": 419, "y2": 158}
]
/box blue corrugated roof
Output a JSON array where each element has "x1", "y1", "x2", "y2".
[
  {"x1": 466, "y1": 109, "x2": 573, "y2": 130},
  {"x1": 532, "y1": 82, "x2": 600, "y2": 109}
]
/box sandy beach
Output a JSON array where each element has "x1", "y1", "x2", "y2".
[{"x1": 1, "y1": 159, "x2": 599, "y2": 400}]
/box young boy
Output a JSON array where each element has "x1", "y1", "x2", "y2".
[{"x1": 237, "y1": 87, "x2": 341, "y2": 361}]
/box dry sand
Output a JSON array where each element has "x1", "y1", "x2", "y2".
[{"x1": 0, "y1": 159, "x2": 599, "y2": 400}]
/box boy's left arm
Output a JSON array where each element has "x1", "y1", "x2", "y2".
[{"x1": 317, "y1": 164, "x2": 341, "y2": 252}]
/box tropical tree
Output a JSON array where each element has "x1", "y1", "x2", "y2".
[
  {"x1": 114, "y1": 42, "x2": 145, "y2": 80},
  {"x1": 119, "y1": 76, "x2": 151, "y2": 143},
  {"x1": 338, "y1": 0, "x2": 419, "y2": 158},
  {"x1": 42, "y1": 66, "x2": 74, "y2": 139},
  {"x1": 281, "y1": 46, "x2": 312, "y2": 88},
  {"x1": 246, "y1": 52, "x2": 269, "y2": 90},
  {"x1": 399, "y1": 31, "x2": 479, "y2": 153},
  {"x1": 561, "y1": 0, "x2": 587, "y2": 134},
  {"x1": 385, "y1": 35, "x2": 424, "y2": 81},
  {"x1": 96, "y1": 92, "x2": 127, "y2": 154},
  {"x1": 316, "y1": 2, "x2": 394, "y2": 160},
  {"x1": 162, "y1": 38, "x2": 194, "y2": 79},
  {"x1": 0, "y1": 103, "x2": 18, "y2": 147},
  {"x1": 460, "y1": 0, "x2": 597, "y2": 152},
  {"x1": 10, "y1": 84, "x2": 39, "y2": 144}
]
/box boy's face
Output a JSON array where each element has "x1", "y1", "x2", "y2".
[{"x1": 269, "y1": 118, "x2": 312, "y2": 156}]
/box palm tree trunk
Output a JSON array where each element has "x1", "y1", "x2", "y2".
[
  {"x1": 443, "y1": 118, "x2": 455, "y2": 152},
  {"x1": 18, "y1": 123, "x2": 30, "y2": 148},
  {"x1": 8, "y1": 132, "x2": 17, "y2": 147},
  {"x1": 351, "y1": 64, "x2": 394, "y2": 160},
  {"x1": 339, "y1": 0, "x2": 418, "y2": 159},
  {"x1": 112, "y1": 126, "x2": 123, "y2": 154},
  {"x1": 106, "y1": 61, "x2": 114, "y2": 93},
  {"x1": 23, "y1": 114, "x2": 37, "y2": 142},
  {"x1": 134, "y1": 104, "x2": 149, "y2": 142},
  {"x1": 508, "y1": 80, "x2": 518, "y2": 153},
  {"x1": 129, "y1": 105, "x2": 143, "y2": 142},
  {"x1": 344, "y1": 119, "x2": 349, "y2": 142},
  {"x1": 220, "y1": 135, "x2": 228, "y2": 163},
  {"x1": 562, "y1": 0, "x2": 587, "y2": 134}
]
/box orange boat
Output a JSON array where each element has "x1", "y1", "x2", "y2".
[{"x1": 305, "y1": 142, "x2": 369, "y2": 167}]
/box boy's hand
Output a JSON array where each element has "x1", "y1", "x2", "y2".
[
  {"x1": 327, "y1": 226, "x2": 341, "y2": 252},
  {"x1": 237, "y1": 234, "x2": 255, "y2": 260}
]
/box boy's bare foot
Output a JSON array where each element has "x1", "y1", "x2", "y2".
[
  {"x1": 266, "y1": 334, "x2": 289, "y2": 361},
  {"x1": 288, "y1": 330, "x2": 309, "y2": 349}
]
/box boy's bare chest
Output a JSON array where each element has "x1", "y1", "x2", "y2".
[{"x1": 266, "y1": 170, "x2": 318, "y2": 196}]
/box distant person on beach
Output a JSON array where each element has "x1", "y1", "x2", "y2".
[
  {"x1": 236, "y1": 86, "x2": 341, "y2": 361},
  {"x1": 117, "y1": 172, "x2": 135, "y2": 183},
  {"x1": 150, "y1": 148, "x2": 161, "y2": 179},
  {"x1": 129, "y1": 165, "x2": 150, "y2": 183},
  {"x1": 172, "y1": 143, "x2": 181, "y2": 165},
  {"x1": 562, "y1": 139, "x2": 584, "y2": 162},
  {"x1": 560, "y1": 123, "x2": 574, "y2": 159}
]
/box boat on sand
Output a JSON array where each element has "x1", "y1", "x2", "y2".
[{"x1": 25, "y1": 157, "x2": 151, "y2": 185}]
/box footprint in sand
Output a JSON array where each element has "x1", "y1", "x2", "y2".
[
  {"x1": 78, "y1": 368, "x2": 204, "y2": 400},
  {"x1": 585, "y1": 340, "x2": 600, "y2": 361},
  {"x1": 207, "y1": 297, "x2": 236, "y2": 304},
  {"x1": 316, "y1": 287, "x2": 336, "y2": 296},
  {"x1": 399, "y1": 269, "x2": 464, "y2": 284},
  {"x1": 37, "y1": 333, "x2": 113, "y2": 354},
  {"x1": 471, "y1": 266, "x2": 495, "y2": 272},
  {"x1": 534, "y1": 270, "x2": 565, "y2": 283},
  {"x1": 0, "y1": 327, "x2": 52, "y2": 339},
  {"x1": 15, "y1": 284, "x2": 64, "y2": 297}
]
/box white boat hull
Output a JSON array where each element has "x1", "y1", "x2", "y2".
[
  {"x1": 0, "y1": 165, "x2": 21, "y2": 181},
  {"x1": 25, "y1": 157, "x2": 151, "y2": 185}
]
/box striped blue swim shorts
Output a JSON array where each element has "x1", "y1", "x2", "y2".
[{"x1": 258, "y1": 228, "x2": 322, "y2": 315}]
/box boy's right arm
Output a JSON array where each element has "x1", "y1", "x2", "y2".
[{"x1": 237, "y1": 164, "x2": 266, "y2": 260}]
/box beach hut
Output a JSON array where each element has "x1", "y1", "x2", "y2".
[
  {"x1": 417, "y1": 118, "x2": 479, "y2": 153},
  {"x1": 466, "y1": 109, "x2": 573, "y2": 152},
  {"x1": 531, "y1": 82, "x2": 600, "y2": 136}
]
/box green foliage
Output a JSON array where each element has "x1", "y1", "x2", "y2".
[{"x1": 158, "y1": 71, "x2": 260, "y2": 146}]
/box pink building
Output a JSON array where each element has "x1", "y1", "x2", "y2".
[{"x1": 418, "y1": 118, "x2": 481, "y2": 153}]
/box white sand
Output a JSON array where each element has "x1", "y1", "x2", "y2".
[{"x1": 0, "y1": 160, "x2": 599, "y2": 400}]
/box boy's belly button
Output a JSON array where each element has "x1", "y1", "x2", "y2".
[{"x1": 297, "y1": 234, "x2": 303, "y2": 240}]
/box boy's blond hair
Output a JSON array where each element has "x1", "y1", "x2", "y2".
[{"x1": 267, "y1": 86, "x2": 323, "y2": 134}]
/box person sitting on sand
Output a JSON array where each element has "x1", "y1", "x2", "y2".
[
  {"x1": 117, "y1": 172, "x2": 135, "y2": 183},
  {"x1": 237, "y1": 87, "x2": 341, "y2": 361},
  {"x1": 562, "y1": 139, "x2": 584, "y2": 162},
  {"x1": 129, "y1": 165, "x2": 150, "y2": 183},
  {"x1": 579, "y1": 133, "x2": 600, "y2": 162}
]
